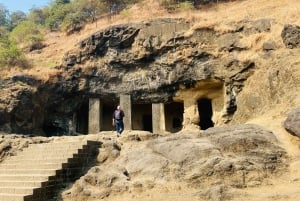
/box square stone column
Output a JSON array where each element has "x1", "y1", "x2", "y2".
[
  {"x1": 183, "y1": 99, "x2": 199, "y2": 130},
  {"x1": 70, "y1": 112, "x2": 77, "y2": 135},
  {"x1": 152, "y1": 103, "x2": 165, "y2": 134},
  {"x1": 88, "y1": 98, "x2": 100, "y2": 134},
  {"x1": 120, "y1": 94, "x2": 132, "y2": 130}
]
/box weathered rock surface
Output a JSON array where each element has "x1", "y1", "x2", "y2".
[
  {"x1": 0, "y1": 19, "x2": 300, "y2": 136},
  {"x1": 283, "y1": 107, "x2": 300, "y2": 138},
  {"x1": 281, "y1": 24, "x2": 300, "y2": 49},
  {"x1": 62, "y1": 124, "x2": 287, "y2": 201},
  {"x1": 0, "y1": 75, "x2": 45, "y2": 134}
]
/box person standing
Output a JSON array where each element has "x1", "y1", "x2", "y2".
[{"x1": 112, "y1": 105, "x2": 125, "y2": 137}]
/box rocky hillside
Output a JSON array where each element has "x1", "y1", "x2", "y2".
[
  {"x1": 0, "y1": 0, "x2": 299, "y2": 136},
  {"x1": 0, "y1": 17, "x2": 299, "y2": 135},
  {"x1": 0, "y1": 0, "x2": 300, "y2": 200}
]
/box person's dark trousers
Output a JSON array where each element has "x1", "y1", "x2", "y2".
[{"x1": 115, "y1": 119, "x2": 124, "y2": 134}]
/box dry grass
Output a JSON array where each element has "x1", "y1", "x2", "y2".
[{"x1": 1, "y1": 0, "x2": 299, "y2": 80}]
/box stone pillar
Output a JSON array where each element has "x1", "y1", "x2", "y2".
[
  {"x1": 182, "y1": 99, "x2": 199, "y2": 130},
  {"x1": 120, "y1": 94, "x2": 132, "y2": 130},
  {"x1": 67, "y1": 113, "x2": 77, "y2": 135},
  {"x1": 152, "y1": 103, "x2": 165, "y2": 134},
  {"x1": 88, "y1": 98, "x2": 100, "y2": 134}
]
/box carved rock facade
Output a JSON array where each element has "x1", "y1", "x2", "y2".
[{"x1": 0, "y1": 19, "x2": 299, "y2": 136}]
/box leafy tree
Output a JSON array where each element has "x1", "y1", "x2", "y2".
[
  {"x1": 0, "y1": 25, "x2": 8, "y2": 36},
  {"x1": 10, "y1": 20, "x2": 44, "y2": 51},
  {"x1": 46, "y1": 5, "x2": 68, "y2": 30},
  {"x1": 100, "y1": 0, "x2": 124, "y2": 14},
  {"x1": 53, "y1": 0, "x2": 71, "y2": 5},
  {"x1": 45, "y1": 0, "x2": 71, "y2": 30},
  {"x1": 73, "y1": 0, "x2": 106, "y2": 22},
  {"x1": 9, "y1": 11, "x2": 27, "y2": 31},
  {"x1": 61, "y1": 11, "x2": 85, "y2": 34},
  {"x1": 28, "y1": 8, "x2": 49, "y2": 25},
  {"x1": 0, "y1": 33, "x2": 26, "y2": 67},
  {"x1": 0, "y1": 4, "x2": 9, "y2": 27}
]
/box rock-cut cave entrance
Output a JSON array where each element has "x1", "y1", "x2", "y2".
[
  {"x1": 197, "y1": 98, "x2": 214, "y2": 130},
  {"x1": 132, "y1": 103, "x2": 152, "y2": 132},
  {"x1": 76, "y1": 100, "x2": 89, "y2": 134},
  {"x1": 101, "y1": 102, "x2": 116, "y2": 131},
  {"x1": 76, "y1": 100, "x2": 117, "y2": 133},
  {"x1": 164, "y1": 102, "x2": 184, "y2": 133}
]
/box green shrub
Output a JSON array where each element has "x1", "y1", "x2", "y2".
[
  {"x1": 120, "y1": 9, "x2": 133, "y2": 22},
  {"x1": 28, "y1": 8, "x2": 49, "y2": 25},
  {"x1": 10, "y1": 20, "x2": 44, "y2": 51},
  {"x1": 0, "y1": 35, "x2": 27, "y2": 68},
  {"x1": 178, "y1": 1, "x2": 194, "y2": 11},
  {"x1": 45, "y1": 3, "x2": 71, "y2": 31},
  {"x1": 61, "y1": 12, "x2": 85, "y2": 34}
]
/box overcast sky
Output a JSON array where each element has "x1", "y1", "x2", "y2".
[{"x1": 0, "y1": 0, "x2": 51, "y2": 13}]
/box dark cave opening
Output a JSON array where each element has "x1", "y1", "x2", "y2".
[
  {"x1": 43, "y1": 123, "x2": 65, "y2": 137},
  {"x1": 198, "y1": 98, "x2": 214, "y2": 130},
  {"x1": 76, "y1": 101, "x2": 89, "y2": 134},
  {"x1": 132, "y1": 103, "x2": 152, "y2": 132},
  {"x1": 142, "y1": 114, "x2": 153, "y2": 132},
  {"x1": 101, "y1": 102, "x2": 116, "y2": 131},
  {"x1": 165, "y1": 102, "x2": 184, "y2": 133}
]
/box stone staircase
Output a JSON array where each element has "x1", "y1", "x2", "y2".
[{"x1": 0, "y1": 138, "x2": 101, "y2": 201}]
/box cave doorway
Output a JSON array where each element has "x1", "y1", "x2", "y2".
[
  {"x1": 101, "y1": 102, "x2": 116, "y2": 131},
  {"x1": 143, "y1": 114, "x2": 153, "y2": 132},
  {"x1": 197, "y1": 98, "x2": 214, "y2": 130},
  {"x1": 132, "y1": 103, "x2": 152, "y2": 132},
  {"x1": 43, "y1": 118, "x2": 66, "y2": 137},
  {"x1": 76, "y1": 100, "x2": 89, "y2": 134},
  {"x1": 164, "y1": 102, "x2": 183, "y2": 133}
]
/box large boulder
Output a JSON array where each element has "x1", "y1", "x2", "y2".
[
  {"x1": 283, "y1": 107, "x2": 300, "y2": 138},
  {"x1": 62, "y1": 124, "x2": 287, "y2": 201}
]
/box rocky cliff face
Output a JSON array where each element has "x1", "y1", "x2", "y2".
[{"x1": 0, "y1": 18, "x2": 299, "y2": 136}]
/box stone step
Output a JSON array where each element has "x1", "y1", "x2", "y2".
[
  {"x1": 24, "y1": 146, "x2": 85, "y2": 152},
  {"x1": 13, "y1": 151, "x2": 90, "y2": 158},
  {"x1": 0, "y1": 163, "x2": 62, "y2": 169},
  {"x1": 0, "y1": 169, "x2": 57, "y2": 175},
  {"x1": 0, "y1": 138, "x2": 100, "y2": 201},
  {"x1": 3, "y1": 157, "x2": 89, "y2": 166},
  {"x1": 15, "y1": 152, "x2": 76, "y2": 158},
  {"x1": 0, "y1": 187, "x2": 34, "y2": 195},
  {"x1": 0, "y1": 161, "x2": 84, "y2": 170},
  {"x1": 0, "y1": 168, "x2": 84, "y2": 177},
  {"x1": 2, "y1": 159, "x2": 68, "y2": 165},
  {"x1": 0, "y1": 193, "x2": 28, "y2": 201},
  {"x1": 0, "y1": 175, "x2": 50, "y2": 181},
  {"x1": 0, "y1": 181, "x2": 49, "y2": 188},
  {"x1": 0, "y1": 185, "x2": 56, "y2": 194},
  {"x1": 27, "y1": 142, "x2": 87, "y2": 149},
  {"x1": 20, "y1": 146, "x2": 86, "y2": 154}
]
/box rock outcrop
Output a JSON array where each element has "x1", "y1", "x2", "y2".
[
  {"x1": 0, "y1": 75, "x2": 45, "y2": 134},
  {"x1": 283, "y1": 107, "x2": 300, "y2": 138},
  {"x1": 281, "y1": 24, "x2": 300, "y2": 49},
  {"x1": 0, "y1": 18, "x2": 300, "y2": 136},
  {"x1": 62, "y1": 124, "x2": 287, "y2": 201}
]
